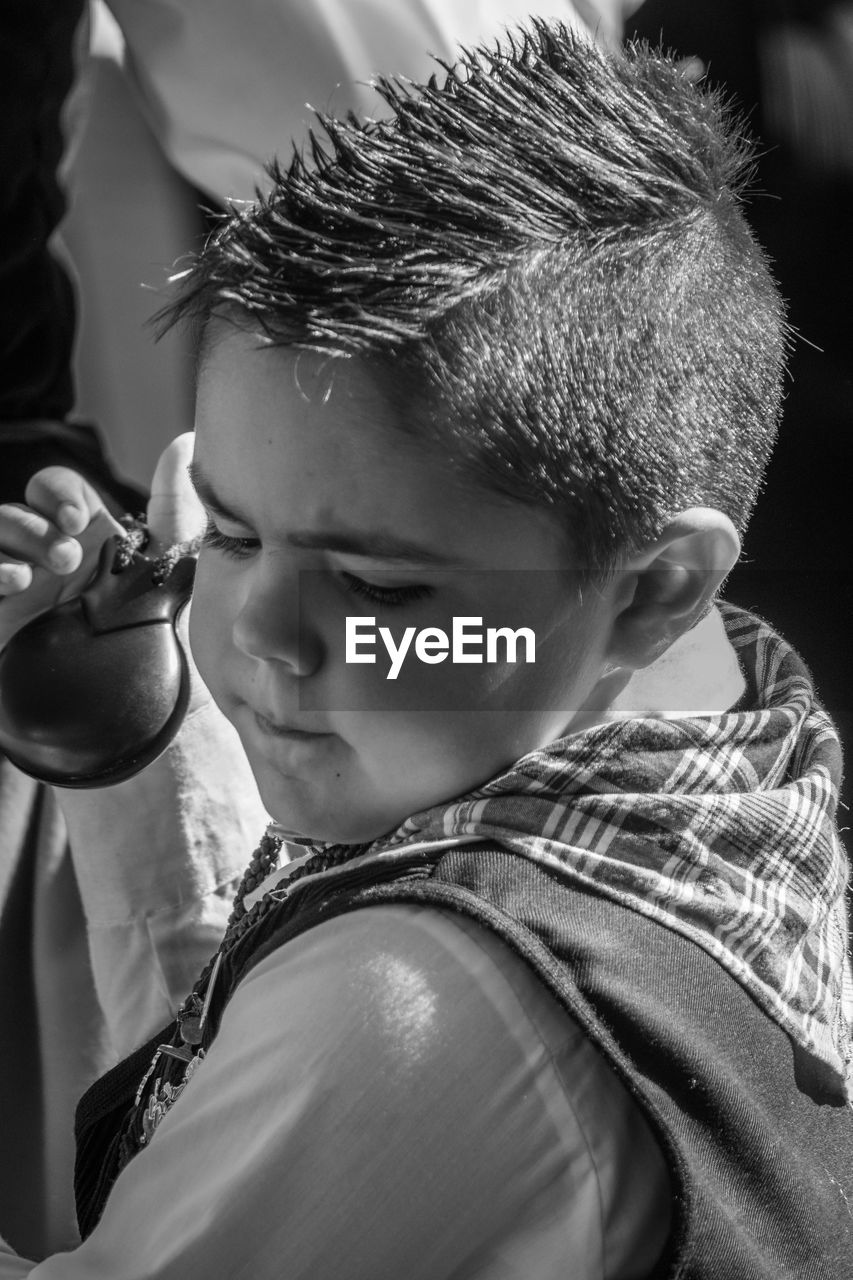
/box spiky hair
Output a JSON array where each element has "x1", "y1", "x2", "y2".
[{"x1": 164, "y1": 22, "x2": 786, "y2": 568}]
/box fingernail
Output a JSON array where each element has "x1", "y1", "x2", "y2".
[
  {"x1": 0, "y1": 563, "x2": 27, "y2": 588},
  {"x1": 47, "y1": 539, "x2": 80, "y2": 572},
  {"x1": 57, "y1": 503, "x2": 86, "y2": 535}
]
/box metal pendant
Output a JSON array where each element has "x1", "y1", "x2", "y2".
[{"x1": 139, "y1": 1050, "x2": 205, "y2": 1146}]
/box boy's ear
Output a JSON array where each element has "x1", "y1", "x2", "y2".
[{"x1": 607, "y1": 507, "x2": 741, "y2": 669}]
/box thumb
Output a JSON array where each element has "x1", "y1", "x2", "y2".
[{"x1": 146, "y1": 433, "x2": 205, "y2": 550}]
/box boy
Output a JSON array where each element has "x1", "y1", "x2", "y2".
[{"x1": 0, "y1": 22, "x2": 851, "y2": 1278}]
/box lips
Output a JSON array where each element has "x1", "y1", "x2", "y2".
[{"x1": 252, "y1": 710, "x2": 333, "y2": 740}]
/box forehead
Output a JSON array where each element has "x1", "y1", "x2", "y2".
[
  {"x1": 195, "y1": 327, "x2": 450, "y2": 510},
  {"x1": 197, "y1": 324, "x2": 427, "y2": 461},
  {"x1": 194, "y1": 328, "x2": 570, "y2": 570}
]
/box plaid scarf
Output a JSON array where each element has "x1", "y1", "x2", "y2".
[{"x1": 361, "y1": 604, "x2": 851, "y2": 1096}]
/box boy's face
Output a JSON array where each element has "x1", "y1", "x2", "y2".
[{"x1": 189, "y1": 329, "x2": 620, "y2": 843}]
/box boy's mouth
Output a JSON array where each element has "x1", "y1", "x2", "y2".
[{"x1": 252, "y1": 711, "x2": 334, "y2": 742}]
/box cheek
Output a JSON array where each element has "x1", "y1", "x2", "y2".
[{"x1": 339, "y1": 704, "x2": 546, "y2": 820}]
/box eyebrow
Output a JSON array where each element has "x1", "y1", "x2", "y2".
[{"x1": 188, "y1": 461, "x2": 460, "y2": 566}]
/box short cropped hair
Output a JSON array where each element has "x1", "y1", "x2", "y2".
[{"x1": 164, "y1": 22, "x2": 787, "y2": 570}]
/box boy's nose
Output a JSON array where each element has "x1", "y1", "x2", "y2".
[{"x1": 232, "y1": 561, "x2": 322, "y2": 676}]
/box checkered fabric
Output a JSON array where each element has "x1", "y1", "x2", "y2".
[{"x1": 388, "y1": 604, "x2": 853, "y2": 1095}]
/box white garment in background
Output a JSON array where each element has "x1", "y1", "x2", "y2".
[{"x1": 104, "y1": 0, "x2": 625, "y2": 200}]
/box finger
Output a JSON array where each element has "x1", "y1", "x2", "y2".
[
  {"x1": 0, "y1": 502, "x2": 85, "y2": 576},
  {"x1": 147, "y1": 433, "x2": 205, "y2": 550},
  {"x1": 676, "y1": 56, "x2": 705, "y2": 83},
  {"x1": 0, "y1": 558, "x2": 34, "y2": 595},
  {"x1": 0, "y1": 507, "x2": 125, "y2": 649},
  {"x1": 24, "y1": 467, "x2": 109, "y2": 537}
]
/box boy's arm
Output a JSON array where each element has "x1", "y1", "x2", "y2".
[{"x1": 0, "y1": 905, "x2": 668, "y2": 1278}]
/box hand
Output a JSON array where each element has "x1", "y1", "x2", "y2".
[
  {"x1": 0, "y1": 434, "x2": 204, "y2": 651},
  {"x1": 0, "y1": 471, "x2": 123, "y2": 649}
]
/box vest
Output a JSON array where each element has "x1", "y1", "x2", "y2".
[{"x1": 75, "y1": 844, "x2": 853, "y2": 1277}]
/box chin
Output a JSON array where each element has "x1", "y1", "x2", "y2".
[
  {"x1": 256, "y1": 779, "x2": 389, "y2": 847},
  {"x1": 248, "y1": 751, "x2": 425, "y2": 847},
  {"x1": 271, "y1": 803, "x2": 404, "y2": 849}
]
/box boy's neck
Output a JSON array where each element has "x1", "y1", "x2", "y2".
[{"x1": 605, "y1": 605, "x2": 745, "y2": 724}]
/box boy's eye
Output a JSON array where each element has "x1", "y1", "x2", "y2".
[
  {"x1": 201, "y1": 519, "x2": 259, "y2": 559},
  {"x1": 342, "y1": 571, "x2": 433, "y2": 608}
]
